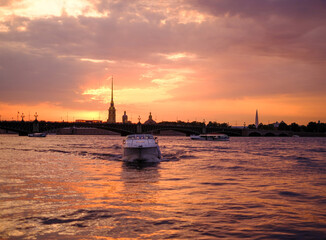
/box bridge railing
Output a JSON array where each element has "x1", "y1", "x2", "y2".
[{"x1": 0, "y1": 121, "x2": 243, "y2": 136}]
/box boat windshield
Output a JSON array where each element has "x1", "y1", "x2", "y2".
[{"x1": 127, "y1": 135, "x2": 154, "y2": 140}]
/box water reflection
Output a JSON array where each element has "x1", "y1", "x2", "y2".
[
  {"x1": 120, "y1": 162, "x2": 160, "y2": 205},
  {"x1": 122, "y1": 161, "x2": 160, "y2": 170},
  {"x1": 1, "y1": 135, "x2": 326, "y2": 239}
]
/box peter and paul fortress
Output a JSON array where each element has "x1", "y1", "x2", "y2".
[{"x1": 106, "y1": 77, "x2": 155, "y2": 125}]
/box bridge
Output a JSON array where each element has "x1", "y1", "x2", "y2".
[
  {"x1": 0, "y1": 120, "x2": 244, "y2": 136},
  {"x1": 242, "y1": 128, "x2": 294, "y2": 137},
  {"x1": 0, "y1": 120, "x2": 299, "y2": 137}
]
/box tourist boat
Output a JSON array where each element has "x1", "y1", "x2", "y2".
[
  {"x1": 122, "y1": 134, "x2": 162, "y2": 162},
  {"x1": 28, "y1": 133, "x2": 47, "y2": 137},
  {"x1": 190, "y1": 134, "x2": 229, "y2": 141}
]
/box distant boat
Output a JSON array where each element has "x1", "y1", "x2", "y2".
[
  {"x1": 190, "y1": 134, "x2": 229, "y2": 141},
  {"x1": 122, "y1": 134, "x2": 162, "y2": 163},
  {"x1": 28, "y1": 133, "x2": 47, "y2": 137}
]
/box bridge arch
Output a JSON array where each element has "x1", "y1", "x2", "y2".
[
  {"x1": 0, "y1": 122, "x2": 33, "y2": 135},
  {"x1": 264, "y1": 132, "x2": 276, "y2": 137},
  {"x1": 44, "y1": 125, "x2": 135, "y2": 136},
  {"x1": 0, "y1": 127, "x2": 29, "y2": 136},
  {"x1": 249, "y1": 132, "x2": 262, "y2": 136},
  {"x1": 219, "y1": 131, "x2": 241, "y2": 136},
  {"x1": 142, "y1": 127, "x2": 200, "y2": 136},
  {"x1": 278, "y1": 133, "x2": 289, "y2": 137},
  {"x1": 95, "y1": 126, "x2": 134, "y2": 136}
]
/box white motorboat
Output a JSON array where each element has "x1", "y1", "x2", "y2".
[
  {"x1": 28, "y1": 133, "x2": 47, "y2": 137},
  {"x1": 122, "y1": 134, "x2": 162, "y2": 162},
  {"x1": 190, "y1": 134, "x2": 229, "y2": 141}
]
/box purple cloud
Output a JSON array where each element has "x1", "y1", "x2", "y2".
[{"x1": 0, "y1": 0, "x2": 325, "y2": 115}]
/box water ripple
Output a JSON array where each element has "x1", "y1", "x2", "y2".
[{"x1": 1, "y1": 135, "x2": 325, "y2": 239}]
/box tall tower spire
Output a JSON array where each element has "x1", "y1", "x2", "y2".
[
  {"x1": 107, "y1": 76, "x2": 116, "y2": 123},
  {"x1": 255, "y1": 109, "x2": 259, "y2": 129},
  {"x1": 111, "y1": 76, "x2": 114, "y2": 104}
]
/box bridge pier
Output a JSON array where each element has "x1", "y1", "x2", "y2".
[
  {"x1": 33, "y1": 120, "x2": 40, "y2": 133},
  {"x1": 18, "y1": 131, "x2": 28, "y2": 136},
  {"x1": 242, "y1": 128, "x2": 249, "y2": 136},
  {"x1": 137, "y1": 123, "x2": 142, "y2": 134}
]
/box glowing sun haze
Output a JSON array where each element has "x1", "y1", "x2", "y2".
[{"x1": 1, "y1": 0, "x2": 325, "y2": 125}]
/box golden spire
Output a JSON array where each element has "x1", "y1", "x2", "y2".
[{"x1": 111, "y1": 76, "x2": 113, "y2": 104}]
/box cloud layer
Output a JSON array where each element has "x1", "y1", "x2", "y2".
[{"x1": 0, "y1": 0, "x2": 325, "y2": 123}]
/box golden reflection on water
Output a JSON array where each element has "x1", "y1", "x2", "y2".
[
  {"x1": 1, "y1": 135, "x2": 326, "y2": 239},
  {"x1": 120, "y1": 164, "x2": 160, "y2": 205},
  {"x1": 72, "y1": 158, "x2": 123, "y2": 207}
]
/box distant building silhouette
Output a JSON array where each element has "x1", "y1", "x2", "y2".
[
  {"x1": 255, "y1": 109, "x2": 259, "y2": 128},
  {"x1": 144, "y1": 112, "x2": 156, "y2": 125},
  {"x1": 273, "y1": 121, "x2": 280, "y2": 129},
  {"x1": 107, "y1": 77, "x2": 116, "y2": 123},
  {"x1": 122, "y1": 111, "x2": 128, "y2": 124}
]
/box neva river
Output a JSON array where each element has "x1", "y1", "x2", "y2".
[{"x1": 0, "y1": 135, "x2": 325, "y2": 239}]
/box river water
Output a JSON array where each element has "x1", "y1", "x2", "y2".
[{"x1": 0, "y1": 135, "x2": 325, "y2": 239}]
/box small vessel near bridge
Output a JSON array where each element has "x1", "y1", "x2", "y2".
[
  {"x1": 28, "y1": 133, "x2": 47, "y2": 137},
  {"x1": 190, "y1": 134, "x2": 229, "y2": 141},
  {"x1": 122, "y1": 134, "x2": 162, "y2": 163}
]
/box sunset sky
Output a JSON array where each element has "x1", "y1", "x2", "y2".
[{"x1": 0, "y1": 0, "x2": 325, "y2": 125}]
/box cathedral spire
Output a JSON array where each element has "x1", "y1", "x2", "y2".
[
  {"x1": 107, "y1": 76, "x2": 116, "y2": 123},
  {"x1": 255, "y1": 109, "x2": 259, "y2": 129},
  {"x1": 111, "y1": 76, "x2": 114, "y2": 104}
]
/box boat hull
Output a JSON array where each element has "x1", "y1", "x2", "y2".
[{"x1": 123, "y1": 146, "x2": 161, "y2": 163}]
